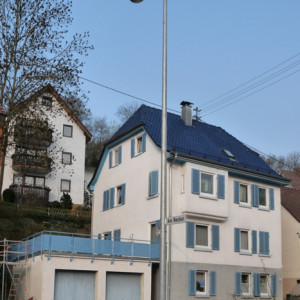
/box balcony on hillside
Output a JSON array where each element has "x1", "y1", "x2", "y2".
[
  {"x1": 12, "y1": 153, "x2": 52, "y2": 175},
  {"x1": 14, "y1": 121, "x2": 53, "y2": 149},
  {"x1": 9, "y1": 184, "x2": 50, "y2": 206}
]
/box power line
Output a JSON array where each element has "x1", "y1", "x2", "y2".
[{"x1": 79, "y1": 76, "x2": 180, "y2": 114}]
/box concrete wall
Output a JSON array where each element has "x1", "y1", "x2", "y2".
[
  {"x1": 282, "y1": 205, "x2": 300, "y2": 299},
  {"x1": 2, "y1": 93, "x2": 87, "y2": 205}
]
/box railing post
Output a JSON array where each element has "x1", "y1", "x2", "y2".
[
  {"x1": 48, "y1": 233, "x2": 52, "y2": 261},
  {"x1": 148, "y1": 242, "x2": 152, "y2": 266},
  {"x1": 130, "y1": 238, "x2": 134, "y2": 266},
  {"x1": 41, "y1": 233, "x2": 44, "y2": 260},
  {"x1": 32, "y1": 236, "x2": 35, "y2": 262},
  {"x1": 91, "y1": 238, "x2": 95, "y2": 263},
  {"x1": 70, "y1": 234, "x2": 74, "y2": 262}
]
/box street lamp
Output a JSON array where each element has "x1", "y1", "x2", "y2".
[{"x1": 130, "y1": 1, "x2": 168, "y2": 300}]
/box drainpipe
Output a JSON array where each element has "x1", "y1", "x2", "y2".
[{"x1": 167, "y1": 153, "x2": 177, "y2": 300}]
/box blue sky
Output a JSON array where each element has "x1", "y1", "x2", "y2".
[{"x1": 70, "y1": 1, "x2": 300, "y2": 157}]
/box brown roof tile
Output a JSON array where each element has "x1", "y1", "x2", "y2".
[
  {"x1": 281, "y1": 186, "x2": 300, "y2": 223},
  {"x1": 280, "y1": 170, "x2": 300, "y2": 190}
]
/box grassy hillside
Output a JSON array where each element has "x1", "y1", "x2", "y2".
[{"x1": 0, "y1": 202, "x2": 91, "y2": 240}]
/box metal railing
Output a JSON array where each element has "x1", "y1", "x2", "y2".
[{"x1": 7, "y1": 231, "x2": 160, "y2": 264}]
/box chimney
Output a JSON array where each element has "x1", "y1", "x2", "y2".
[{"x1": 180, "y1": 101, "x2": 194, "y2": 126}]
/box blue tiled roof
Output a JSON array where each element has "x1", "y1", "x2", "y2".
[{"x1": 111, "y1": 105, "x2": 283, "y2": 179}]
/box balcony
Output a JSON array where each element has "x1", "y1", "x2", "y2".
[
  {"x1": 9, "y1": 184, "x2": 50, "y2": 206},
  {"x1": 14, "y1": 122, "x2": 52, "y2": 148},
  {"x1": 12, "y1": 153, "x2": 52, "y2": 175}
]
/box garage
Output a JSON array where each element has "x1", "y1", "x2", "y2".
[
  {"x1": 54, "y1": 270, "x2": 95, "y2": 300},
  {"x1": 106, "y1": 272, "x2": 141, "y2": 300}
]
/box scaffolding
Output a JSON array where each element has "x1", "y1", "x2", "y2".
[{"x1": 0, "y1": 239, "x2": 29, "y2": 300}]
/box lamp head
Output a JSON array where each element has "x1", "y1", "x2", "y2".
[{"x1": 130, "y1": 0, "x2": 143, "y2": 3}]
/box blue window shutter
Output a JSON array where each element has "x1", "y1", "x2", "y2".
[
  {"x1": 271, "y1": 274, "x2": 277, "y2": 297},
  {"x1": 259, "y1": 231, "x2": 266, "y2": 255},
  {"x1": 235, "y1": 272, "x2": 241, "y2": 296},
  {"x1": 113, "y1": 229, "x2": 121, "y2": 241},
  {"x1": 209, "y1": 271, "x2": 217, "y2": 296},
  {"x1": 251, "y1": 184, "x2": 259, "y2": 207},
  {"x1": 188, "y1": 270, "x2": 196, "y2": 296},
  {"x1": 234, "y1": 228, "x2": 240, "y2": 252},
  {"x1": 142, "y1": 132, "x2": 146, "y2": 152},
  {"x1": 118, "y1": 146, "x2": 122, "y2": 164},
  {"x1": 191, "y1": 169, "x2": 200, "y2": 194},
  {"x1": 217, "y1": 174, "x2": 225, "y2": 199},
  {"x1": 212, "y1": 225, "x2": 220, "y2": 250},
  {"x1": 109, "y1": 151, "x2": 112, "y2": 168},
  {"x1": 252, "y1": 230, "x2": 257, "y2": 254},
  {"x1": 234, "y1": 181, "x2": 240, "y2": 204},
  {"x1": 103, "y1": 190, "x2": 109, "y2": 211},
  {"x1": 131, "y1": 139, "x2": 135, "y2": 158},
  {"x1": 269, "y1": 188, "x2": 275, "y2": 210},
  {"x1": 109, "y1": 188, "x2": 115, "y2": 209},
  {"x1": 107, "y1": 231, "x2": 112, "y2": 240},
  {"x1": 97, "y1": 233, "x2": 102, "y2": 240},
  {"x1": 266, "y1": 232, "x2": 270, "y2": 255},
  {"x1": 121, "y1": 184, "x2": 126, "y2": 205},
  {"x1": 149, "y1": 171, "x2": 159, "y2": 196},
  {"x1": 186, "y1": 221, "x2": 195, "y2": 248},
  {"x1": 253, "y1": 273, "x2": 260, "y2": 297}
]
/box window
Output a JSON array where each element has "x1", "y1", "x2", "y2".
[
  {"x1": 149, "y1": 170, "x2": 159, "y2": 197},
  {"x1": 186, "y1": 222, "x2": 219, "y2": 250},
  {"x1": 13, "y1": 176, "x2": 22, "y2": 185},
  {"x1": 103, "y1": 184, "x2": 126, "y2": 211},
  {"x1": 260, "y1": 274, "x2": 270, "y2": 296},
  {"x1": 116, "y1": 185, "x2": 123, "y2": 206},
  {"x1": 189, "y1": 270, "x2": 216, "y2": 296},
  {"x1": 150, "y1": 221, "x2": 160, "y2": 243},
  {"x1": 240, "y1": 184, "x2": 248, "y2": 203},
  {"x1": 259, "y1": 187, "x2": 267, "y2": 207},
  {"x1": 63, "y1": 125, "x2": 73, "y2": 137},
  {"x1": 62, "y1": 152, "x2": 72, "y2": 164},
  {"x1": 241, "y1": 273, "x2": 251, "y2": 295},
  {"x1": 14, "y1": 175, "x2": 45, "y2": 187},
  {"x1": 61, "y1": 179, "x2": 71, "y2": 192},
  {"x1": 223, "y1": 149, "x2": 236, "y2": 161},
  {"x1": 109, "y1": 146, "x2": 122, "y2": 168},
  {"x1": 25, "y1": 176, "x2": 34, "y2": 186},
  {"x1": 195, "y1": 225, "x2": 209, "y2": 248},
  {"x1": 104, "y1": 232, "x2": 111, "y2": 240},
  {"x1": 131, "y1": 132, "x2": 146, "y2": 158},
  {"x1": 201, "y1": 173, "x2": 213, "y2": 195},
  {"x1": 240, "y1": 230, "x2": 249, "y2": 251},
  {"x1": 41, "y1": 96, "x2": 52, "y2": 107}
]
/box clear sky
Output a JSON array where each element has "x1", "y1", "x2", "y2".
[{"x1": 69, "y1": 1, "x2": 300, "y2": 157}]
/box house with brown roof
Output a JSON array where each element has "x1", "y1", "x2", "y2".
[
  {"x1": 2, "y1": 85, "x2": 91, "y2": 206},
  {"x1": 280, "y1": 170, "x2": 300, "y2": 299}
]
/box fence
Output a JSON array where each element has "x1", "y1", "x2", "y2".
[{"x1": 7, "y1": 231, "x2": 160, "y2": 263}]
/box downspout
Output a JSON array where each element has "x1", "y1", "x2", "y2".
[{"x1": 167, "y1": 152, "x2": 177, "y2": 300}]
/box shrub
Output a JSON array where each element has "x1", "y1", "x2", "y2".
[
  {"x1": 3, "y1": 189, "x2": 16, "y2": 203},
  {"x1": 50, "y1": 201, "x2": 62, "y2": 208},
  {"x1": 60, "y1": 193, "x2": 73, "y2": 210}
]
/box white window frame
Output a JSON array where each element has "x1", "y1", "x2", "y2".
[
  {"x1": 241, "y1": 273, "x2": 251, "y2": 296},
  {"x1": 63, "y1": 125, "x2": 73, "y2": 138},
  {"x1": 240, "y1": 229, "x2": 251, "y2": 253},
  {"x1": 196, "y1": 270, "x2": 208, "y2": 296},
  {"x1": 103, "y1": 232, "x2": 110, "y2": 240},
  {"x1": 61, "y1": 179, "x2": 71, "y2": 192},
  {"x1": 195, "y1": 224, "x2": 211, "y2": 250},
  {"x1": 259, "y1": 186, "x2": 268, "y2": 208},
  {"x1": 200, "y1": 172, "x2": 216, "y2": 198},
  {"x1": 115, "y1": 185, "x2": 123, "y2": 206},
  {"x1": 62, "y1": 152, "x2": 72, "y2": 165},
  {"x1": 136, "y1": 135, "x2": 143, "y2": 154},
  {"x1": 150, "y1": 222, "x2": 160, "y2": 243},
  {"x1": 239, "y1": 183, "x2": 249, "y2": 205},
  {"x1": 260, "y1": 274, "x2": 270, "y2": 297}
]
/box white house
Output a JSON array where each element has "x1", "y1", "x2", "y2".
[
  {"x1": 2, "y1": 85, "x2": 92, "y2": 205},
  {"x1": 89, "y1": 102, "x2": 289, "y2": 299}
]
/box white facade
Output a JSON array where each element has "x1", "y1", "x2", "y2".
[
  {"x1": 91, "y1": 125, "x2": 285, "y2": 299},
  {"x1": 2, "y1": 87, "x2": 90, "y2": 205}
]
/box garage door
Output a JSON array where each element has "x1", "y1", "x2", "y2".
[
  {"x1": 54, "y1": 270, "x2": 95, "y2": 300},
  {"x1": 106, "y1": 272, "x2": 141, "y2": 300}
]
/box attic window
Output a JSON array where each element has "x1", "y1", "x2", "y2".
[
  {"x1": 223, "y1": 149, "x2": 236, "y2": 161},
  {"x1": 42, "y1": 96, "x2": 52, "y2": 107}
]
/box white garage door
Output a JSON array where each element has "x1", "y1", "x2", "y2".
[
  {"x1": 54, "y1": 270, "x2": 95, "y2": 300},
  {"x1": 106, "y1": 272, "x2": 141, "y2": 300}
]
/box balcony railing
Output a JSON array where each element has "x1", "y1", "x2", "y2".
[
  {"x1": 7, "y1": 231, "x2": 160, "y2": 263},
  {"x1": 14, "y1": 123, "x2": 53, "y2": 149},
  {"x1": 12, "y1": 153, "x2": 52, "y2": 175},
  {"x1": 9, "y1": 184, "x2": 50, "y2": 206}
]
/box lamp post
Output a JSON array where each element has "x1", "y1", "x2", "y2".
[{"x1": 130, "y1": 1, "x2": 168, "y2": 300}]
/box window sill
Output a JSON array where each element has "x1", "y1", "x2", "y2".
[
  {"x1": 147, "y1": 194, "x2": 159, "y2": 200},
  {"x1": 259, "y1": 254, "x2": 271, "y2": 258},
  {"x1": 239, "y1": 203, "x2": 251, "y2": 209},
  {"x1": 260, "y1": 296, "x2": 272, "y2": 299},
  {"x1": 133, "y1": 152, "x2": 144, "y2": 158},
  {"x1": 240, "y1": 251, "x2": 252, "y2": 256},
  {"x1": 194, "y1": 247, "x2": 212, "y2": 252},
  {"x1": 258, "y1": 207, "x2": 270, "y2": 212},
  {"x1": 199, "y1": 194, "x2": 217, "y2": 201},
  {"x1": 241, "y1": 296, "x2": 253, "y2": 299},
  {"x1": 195, "y1": 294, "x2": 210, "y2": 298}
]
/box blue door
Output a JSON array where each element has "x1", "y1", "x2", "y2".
[
  {"x1": 106, "y1": 272, "x2": 141, "y2": 300},
  {"x1": 54, "y1": 270, "x2": 95, "y2": 300}
]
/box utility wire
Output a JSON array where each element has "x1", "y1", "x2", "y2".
[
  {"x1": 200, "y1": 52, "x2": 300, "y2": 110},
  {"x1": 79, "y1": 76, "x2": 180, "y2": 114}
]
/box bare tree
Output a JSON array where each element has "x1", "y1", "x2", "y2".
[
  {"x1": 116, "y1": 102, "x2": 140, "y2": 123},
  {"x1": 285, "y1": 152, "x2": 300, "y2": 171},
  {"x1": 0, "y1": 0, "x2": 93, "y2": 194},
  {"x1": 263, "y1": 151, "x2": 300, "y2": 172}
]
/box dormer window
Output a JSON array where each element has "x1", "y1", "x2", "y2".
[
  {"x1": 223, "y1": 149, "x2": 236, "y2": 161},
  {"x1": 42, "y1": 96, "x2": 52, "y2": 107}
]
